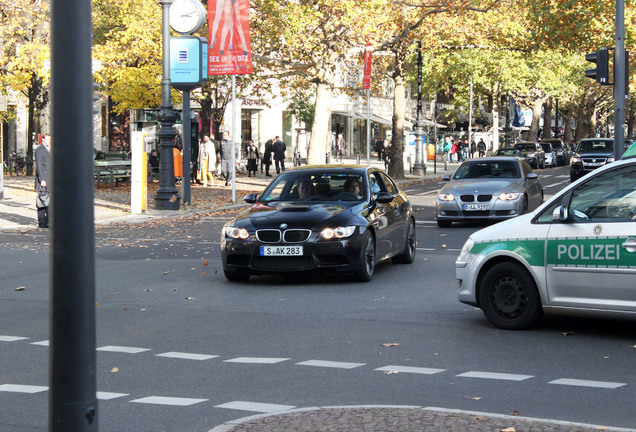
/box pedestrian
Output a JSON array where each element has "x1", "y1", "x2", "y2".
[
  {"x1": 478, "y1": 138, "x2": 487, "y2": 157},
  {"x1": 450, "y1": 139, "x2": 458, "y2": 163},
  {"x1": 245, "y1": 139, "x2": 259, "y2": 177},
  {"x1": 272, "y1": 135, "x2": 286, "y2": 174},
  {"x1": 383, "y1": 139, "x2": 391, "y2": 170},
  {"x1": 335, "y1": 133, "x2": 345, "y2": 163},
  {"x1": 220, "y1": 130, "x2": 236, "y2": 186},
  {"x1": 470, "y1": 139, "x2": 476, "y2": 158},
  {"x1": 262, "y1": 137, "x2": 273, "y2": 177},
  {"x1": 148, "y1": 149, "x2": 160, "y2": 181},
  {"x1": 375, "y1": 139, "x2": 384, "y2": 161},
  {"x1": 34, "y1": 133, "x2": 51, "y2": 228},
  {"x1": 201, "y1": 134, "x2": 217, "y2": 186}
]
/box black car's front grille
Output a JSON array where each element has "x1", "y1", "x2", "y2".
[
  {"x1": 256, "y1": 229, "x2": 281, "y2": 243},
  {"x1": 252, "y1": 256, "x2": 315, "y2": 271},
  {"x1": 283, "y1": 229, "x2": 311, "y2": 243},
  {"x1": 460, "y1": 195, "x2": 474, "y2": 202},
  {"x1": 477, "y1": 194, "x2": 492, "y2": 202},
  {"x1": 459, "y1": 194, "x2": 492, "y2": 202}
]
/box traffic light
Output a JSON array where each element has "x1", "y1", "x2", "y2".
[{"x1": 585, "y1": 48, "x2": 610, "y2": 84}]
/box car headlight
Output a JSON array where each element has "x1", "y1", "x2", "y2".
[
  {"x1": 438, "y1": 193, "x2": 455, "y2": 202},
  {"x1": 319, "y1": 226, "x2": 356, "y2": 240},
  {"x1": 571, "y1": 156, "x2": 581, "y2": 164},
  {"x1": 608, "y1": 157, "x2": 615, "y2": 163},
  {"x1": 224, "y1": 226, "x2": 250, "y2": 239},
  {"x1": 498, "y1": 192, "x2": 520, "y2": 201}
]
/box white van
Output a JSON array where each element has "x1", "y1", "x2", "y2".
[{"x1": 456, "y1": 158, "x2": 636, "y2": 329}]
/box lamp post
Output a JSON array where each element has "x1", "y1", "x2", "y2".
[
  {"x1": 154, "y1": 0, "x2": 180, "y2": 210},
  {"x1": 412, "y1": 42, "x2": 426, "y2": 176}
]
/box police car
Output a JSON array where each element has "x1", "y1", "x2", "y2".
[{"x1": 456, "y1": 158, "x2": 636, "y2": 329}]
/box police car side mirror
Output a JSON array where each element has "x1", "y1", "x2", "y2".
[
  {"x1": 527, "y1": 173, "x2": 538, "y2": 180},
  {"x1": 553, "y1": 205, "x2": 568, "y2": 222},
  {"x1": 244, "y1": 193, "x2": 258, "y2": 204}
]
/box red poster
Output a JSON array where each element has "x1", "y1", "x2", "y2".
[
  {"x1": 362, "y1": 48, "x2": 372, "y2": 89},
  {"x1": 208, "y1": 0, "x2": 253, "y2": 75}
]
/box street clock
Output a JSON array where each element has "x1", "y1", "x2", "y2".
[{"x1": 169, "y1": 0, "x2": 207, "y2": 35}]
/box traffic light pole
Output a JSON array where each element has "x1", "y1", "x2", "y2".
[{"x1": 614, "y1": 0, "x2": 626, "y2": 160}]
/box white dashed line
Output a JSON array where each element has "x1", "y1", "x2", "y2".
[
  {"x1": 457, "y1": 371, "x2": 534, "y2": 381},
  {"x1": 155, "y1": 351, "x2": 219, "y2": 361},
  {"x1": 0, "y1": 384, "x2": 48, "y2": 394},
  {"x1": 97, "y1": 391, "x2": 129, "y2": 400},
  {"x1": 375, "y1": 365, "x2": 446, "y2": 375},
  {"x1": 96, "y1": 345, "x2": 151, "y2": 354},
  {"x1": 549, "y1": 378, "x2": 627, "y2": 389},
  {"x1": 215, "y1": 401, "x2": 296, "y2": 413},
  {"x1": 296, "y1": 360, "x2": 366, "y2": 369},
  {"x1": 0, "y1": 335, "x2": 29, "y2": 342},
  {"x1": 224, "y1": 357, "x2": 290, "y2": 364},
  {"x1": 130, "y1": 396, "x2": 208, "y2": 406},
  {"x1": 30, "y1": 340, "x2": 49, "y2": 346}
]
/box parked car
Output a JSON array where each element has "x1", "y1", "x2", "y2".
[
  {"x1": 221, "y1": 165, "x2": 416, "y2": 282},
  {"x1": 456, "y1": 157, "x2": 636, "y2": 329},
  {"x1": 436, "y1": 157, "x2": 543, "y2": 228},
  {"x1": 493, "y1": 148, "x2": 520, "y2": 157},
  {"x1": 541, "y1": 138, "x2": 570, "y2": 166},
  {"x1": 513, "y1": 142, "x2": 546, "y2": 169},
  {"x1": 570, "y1": 138, "x2": 614, "y2": 182},
  {"x1": 539, "y1": 142, "x2": 557, "y2": 167}
]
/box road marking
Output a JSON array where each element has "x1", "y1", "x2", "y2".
[
  {"x1": 0, "y1": 384, "x2": 48, "y2": 394},
  {"x1": 0, "y1": 335, "x2": 28, "y2": 342},
  {"x1": 296, "y1": 360, "x2": 366, "y2": 369},
  {"x1": 97, "y1": 345, "x2": 151, "y2": 354},
  {"x1": 415, "y1": 221, "x2": 437, "y2": 225},
  {"x1": 224, "y1": 357, "x2": 290, "y2": 364},
  {"x1": 457, "y1": 371, "x2": 534, "y2": 381},
  {"x1": 215, "y1": 401, "x2": 296, "y2": 413},
  {"x1": 375, "y1": 365, "x2": 446, "y2": 375},
  {"x1": 97, "y1": 391, "x2": 129, "y2": 400},
  {"x1": 130, "y1": 396, "x2": 208, "y2": 406},
  {"x1": 30, "y1": 340, "x2": 49, "y2": 346},
  {"x1": 549, "y1": 378, "x2": 627, "y2": 389},
  {"x1": 155, "y1": 351, "x2": 219, "y2": 361}
]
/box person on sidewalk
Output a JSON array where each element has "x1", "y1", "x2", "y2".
[
  {"x1": 220, "y1": 130, "x2": 236, "y2": 186},
  {"x1": 335, "y1": 134, "x2": 345, "y2": 163},
  {"x1": 262, "y1": 137, "x2": 273, "y2": 177},
  {"x1": 245, "y1": 140, "x2": 260, "y2": 177},
  {"x1": 201, "y1": 134, "x2": 217, "y2": 187},
  {"x1": 272, "y1": 136, "x2": 286, "y2": 174},
  {"x1": 34, "y1": 133, "x2": 51, "y2": 228}
]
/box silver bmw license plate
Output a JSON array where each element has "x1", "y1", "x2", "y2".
[
  {"x1": 463, "y1": 203, "x2": 490, "y2": 211},
  {"x1": 260, "y1": 246, "x2": 303, "y2": 256}
]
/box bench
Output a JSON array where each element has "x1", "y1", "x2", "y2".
[{"x1": 94, "y1": 160, "x2": 132, "y2": 189}]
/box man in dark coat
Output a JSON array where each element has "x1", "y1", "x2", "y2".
[
  {"x1": 262, "y1": 137, "x2": 273, "y2": 177},
  {"x1": 272, "y1": 136, "x2": 286, "y2": 174},
  {"x1": 34, "y1": 133, "x2": 51, "y2": 228},
  {"x1": 220, "y1": 130, "x2": 236, "y2": 186}
]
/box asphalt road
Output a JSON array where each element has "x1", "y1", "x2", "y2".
[{"x1": 1, "y1": 165, "x2": 635, "y2": 432}]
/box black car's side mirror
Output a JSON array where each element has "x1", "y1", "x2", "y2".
[
  {"x1": 375, "y1": 192, "x2": 394, "y2": 203},
  {"x1": 244, "y1": 193, "x2": 258, "y2": 204},
  {"x1": 527, "y1": 173, "x2": 538, "y2": 180},
  {"x1": 441, "y1": 175, "x2": 451, "y2": 181}
]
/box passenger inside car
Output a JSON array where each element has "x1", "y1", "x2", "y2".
[{"x1": 296, "y1": 180, "x2": 315, "y2": 199}]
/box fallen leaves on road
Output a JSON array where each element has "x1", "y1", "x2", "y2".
[
  {"x1": 202, "y1": 260, "x2": 209, "y2": 267},
  {"x1": 561, "y1": 331, "x2": 574, "y2": 336},
  {"x1": 500, "y1": 427, "x2": 516, "y2": 432},
  {"x1": 15, "y1": 286, "x2": 26, "y2": 291},
  {"x1": 110, "y1": 367, "x2": 119, "y2": 373},
  {"x1": 382, "y1": 343, "x2": 400, "y2": 347},
  {"x1": 384, "y1": 370, "x2": 399, "y2": 375}
]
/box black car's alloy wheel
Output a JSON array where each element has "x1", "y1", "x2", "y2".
[
  {"x1": 479, "y1": 262, "x2": 543, "y2": 330},
  {"x1": 353, "y1": 230, "x2": 375, "y2": 282},
  {"x1": 393, "y1": 218, "x2": 416, "y2": 264}
]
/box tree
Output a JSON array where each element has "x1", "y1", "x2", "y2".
[{"x1": 0, "y1": 0, "x2": 50, "y2": 175}]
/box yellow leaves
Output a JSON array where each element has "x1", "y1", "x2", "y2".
[{"x1": 14, "y1": 286, "x2": 26, "y2": 291}]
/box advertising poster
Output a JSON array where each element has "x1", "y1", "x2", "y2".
[{"x1": 208, "y1": 0, "x2": 253, "y2": 75}]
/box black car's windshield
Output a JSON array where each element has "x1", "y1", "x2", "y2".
[
  {"x1": 577, "y1": 140, "x2": 613, "y2": 153},
  {"x1": 453, "y1": 161, "x2": 521, "y2": 179},
  {"x1": 515, "y1": 143, "x2": 535, "y2": 152},
  {"x1": 260, "y1": 171, "x2": 366, "y2": 202}
]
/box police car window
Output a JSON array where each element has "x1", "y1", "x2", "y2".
[{"x1": 569, "y1": 165, "x2": 636, "y2": 222}]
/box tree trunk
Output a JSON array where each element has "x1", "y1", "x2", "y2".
[
  {"x1": 542, "y1": 98, "x2": 552, "y2": 139},
  {"x1": 529, "y1": 97, "x2": 544, "y2": 142},
  {"x1": 389, "y1": 46, "x2": 406, "y2": 179},
  {"x1": 307, "y1": 80, "x2": 333, "y2": 165}
]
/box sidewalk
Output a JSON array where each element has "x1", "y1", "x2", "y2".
[
  {"x1": 208, "y1": 406, "x2": 636, "y2": 432},
  {"x1": 0, "y1": 158, "x2": 455, "y2": 231}
]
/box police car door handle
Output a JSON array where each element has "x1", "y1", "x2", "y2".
[{"x1": 622, "y1": 237, "x2": 636, "y2": 253}]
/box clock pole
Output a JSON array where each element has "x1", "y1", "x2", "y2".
[{"x1": 155, "y1": 0, "x2": 181, "y2": 210}]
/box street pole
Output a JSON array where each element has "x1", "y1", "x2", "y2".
[
  {"x1": 412, "y1": 42, "x2": 426, "y2": 176},
  {"x1": 154, "y1": 0, "x2": 180, "y2": 210},
  {"x1": 49, "y1": 0, "x2": 98, "y2": 429},
  {"x1": 468, "y1": 78, "x2": 473, "y2": 157},
  {"x1": 366, "y1": 88, "x2": 371, "y2": 166},
  {"x1": 182, "y1": 91, "x2": 191, "y2": 205},
  {"x1": 231, "y1": 75, "x2": 236, "y2": 203},
  {"x1": 615, "y1": 0, "x2": 626, "y2": 160}
]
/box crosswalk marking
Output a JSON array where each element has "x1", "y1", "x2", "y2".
[
  {"x1": 97, "y1": 345, "x2": 151, "y2": 354},
  {"x1": 130, "y1": 396, "x2": 208, "y2": 406},
  {"x1": 0, "y1": 335, "x2": 29, "y2": 342},
  {"x1": 155, "y1": 351, "x2": 219, "y2": 361},
  {"x1": 215, "y1": 401, "x2": 296, "y2": 413},
  {"x1": 224, "y1": 357, "x2": 290, "y2": 364},
  {"x1": 375, "y1": 365, "x2": 446, "y2": 375},
  {"x1": 457, "y1": 371, "x2": 534, "y2": 381},
  {"x1": 549, "y1": 378, "x2": 626, "y2": 389},
  {"x1": 0, "y1": 384, "x2": 48, "y2": 394},
  {"x1": 296, "y1": 360, "x2": 366, "y2": 369}
]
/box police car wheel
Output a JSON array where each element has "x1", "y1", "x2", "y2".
[{"x1": 479, "y1": 262, "x2": 543, "y2": 330}]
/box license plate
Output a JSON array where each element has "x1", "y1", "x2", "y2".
[
  {"x1": 585, "y1": 162, "x2": 603, "y2": 167},
  {"x1": 260, "y1": 246, "x2": 303, "y2": 256},
  {"x1": 463, "y1": 203, "x2": 490, "y2": 211}
]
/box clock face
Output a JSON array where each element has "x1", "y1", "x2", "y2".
[{"x1": 169, "y1": 0, "x2": 206, "y2": 34}]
